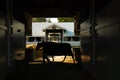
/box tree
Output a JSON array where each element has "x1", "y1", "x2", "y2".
[
  {"x1": 32, "y1": 17, "x2": 47, "y2": 22},
  {"x1": 46, "y1": 18, "x2": 51, "y2": 22},
  {"x1": 58, "y1": 17, "x2": 74, "y2": 22}
]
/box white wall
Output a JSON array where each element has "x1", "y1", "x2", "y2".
[{"x1": 32, "y1": 22, "x2": 74, "y2": 36}]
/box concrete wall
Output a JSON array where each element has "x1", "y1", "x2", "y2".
[
  {"x1": 0, "y1": 12, "x2": 25, "y2": 80},
  {"x1": 0, "y1": 13, "x2": 8, "y2": 80},
  {"x1": 80, "y1": 0, "x2": 120, "y2": 80},
  {"x1": 11, "y1": 19, "x2": 25, "y2": 62}
]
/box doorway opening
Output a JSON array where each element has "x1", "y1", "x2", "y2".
[{"x1": 25, "y1": 17, "x2": 90, "y2": 64}]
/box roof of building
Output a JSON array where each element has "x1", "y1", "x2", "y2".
[
  {"x1": 42, "y1": 24, "x2": 66, "y2": 31},
  {"x1": 32, "y1": 22, "x2": 74, "y2": 36}
]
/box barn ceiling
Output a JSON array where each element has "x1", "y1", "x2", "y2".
[{"x1": 0, "y1": 0, "x2": 111, "y2": 23}]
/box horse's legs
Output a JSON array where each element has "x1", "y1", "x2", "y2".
[
  {"x1": 43, "y1": 54, "x2": 50, "y2": 63},
  {"x1": 52, "y1": 56, "x2": 54, "y2": 62},
  {"x1": 62, "y1": 55, "x2": 67, "y2": 62},
  {"x1": 71, "y1": 54, "x2": 75, "y2": 63},
  {"x1": 62, "y1": 55, "x2": 75, "y2": 63},
  {"x1": 43, "y1": 54, "x2": 46, "y2": 63}
]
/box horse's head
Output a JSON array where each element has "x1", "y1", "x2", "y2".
[{"x1": 36, "y1": 42, "x2": 44, "y2": 51}]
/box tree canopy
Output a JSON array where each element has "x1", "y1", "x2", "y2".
[
  {"x1": 58, "y1": 17, "x2": 74, "y2": 22},
  {"x1": 32, "y1": 17, "x2": 74, "y2": 22},
  {"x1": 32, "y1": 17, "x2": 47, "y2": 22}
]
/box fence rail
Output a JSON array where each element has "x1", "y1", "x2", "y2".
[{"x1": 26, "y1": 36, "x2": 80, "y2": 48}]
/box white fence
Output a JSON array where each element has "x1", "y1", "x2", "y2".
[{"x1": 26, "y1": 36, "x2": 80, "y2": 48}]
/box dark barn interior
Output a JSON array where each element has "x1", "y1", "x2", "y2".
[{"x1": 0, "y1": 0, "x2": 120, "y2": 80}]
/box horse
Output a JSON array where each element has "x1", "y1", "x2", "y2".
[{"x1": 36, "y1": 41, "x2": 75, "y2": 63}]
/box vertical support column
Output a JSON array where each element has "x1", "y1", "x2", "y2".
[
  {"x1": 74, "y1": 14, "x2": 80, "y2": 35},
  {"x1": 45, "y1": 31, "x2": 48, "y2": 42},
  {"x1": 25, "y1": 13, "x2": 32, "y2": 36},
  {"x1": 6, "y1": 0, "x2": 12, "y2": 66},
  {"x1": 74, "y1": 12, "x2": 81, "y2": 64},
  {"x1": 90, "y1": 0, "x2": 97, "y2": 64},
  {"x1": 62, "y1": 30, "x2": 64, "y2": 42},
  {"x1": 61, "y1": 30, "x2": 63, "y2": 43},
  {"x1": 9, "y1": 0, "x2": 13, "y2": 25},
  {"x1": 29, "y1": 15, "x2": 32, "y2": 35},
  {"x1": 45, "y1": 30, "x2": 46, "y2": 42}
]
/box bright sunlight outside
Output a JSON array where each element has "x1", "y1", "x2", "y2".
[{"x1": 50, "y1": 18, "x2": 58, "y2": 22}]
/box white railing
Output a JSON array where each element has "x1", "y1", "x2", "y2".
[{"x1": 26, "y1": 36, "x2": 80, "y2": 48}]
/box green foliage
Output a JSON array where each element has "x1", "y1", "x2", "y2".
[
  {"x1": 58, "y1": 17, "x2": 74, "y2": 22},
  {"x1": 46, "y1": 18, "x2": 51, "y2": 22},
  {"x1": 32, "y1": 17, "x2": 74, "y2": 22},
  {"x1": 32, "y1": 17, "x2": 47, "y2": 22}
]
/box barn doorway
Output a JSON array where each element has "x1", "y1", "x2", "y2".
[{"x1": 26, "y1": 17, "x2": 84, "y2": 64}]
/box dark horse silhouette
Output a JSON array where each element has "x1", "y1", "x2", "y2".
[{"x1": 36, "y1": 41, "x2": 75, "y2": 63}]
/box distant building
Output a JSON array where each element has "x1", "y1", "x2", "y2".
[
  {"x1": 26, "y1": 22, "x2": 80, "y2": 48},
  {"x1": 32, "y1": 22, "x2": 74, "y2": 37}
]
